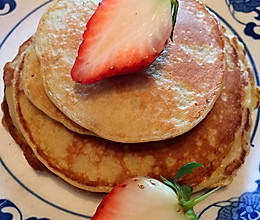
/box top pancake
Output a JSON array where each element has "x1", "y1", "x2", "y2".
[
  {"x1": 34, "y1": 0, "x2": 225, "y2": 143},
  {"x1": 21, "y1": 44, "x2": 96, "y2": 136}
]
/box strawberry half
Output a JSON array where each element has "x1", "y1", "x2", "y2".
[
  {"x1": 91, "y1": 163, "x2": 219, "y2": 220},
  {"x1": 71, "y1": 0, "x2": 179, "y2": 84},
  {"x1": 91, "y1": 177, "x2": 184, "y2": 220}
]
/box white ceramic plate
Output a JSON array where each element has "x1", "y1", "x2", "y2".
[{"x1": 0, "y1": 0, "x2": 260, "y2": 219}]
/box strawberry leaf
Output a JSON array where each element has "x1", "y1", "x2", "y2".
[
  {"x1": 173, "y1": 162, "x2": 203, "y2": 183},
  {"x1": 183, "y1": 187, "x2": 220, "y2": 210},
  {"x1": 170, "y1": 0, "x2": 179, "y2": 41},
  {"x1": 161, "y1": 162, "x2": 220, "y2": 220},
  {"x1": 181, "y1": 185, "x2": 193, "y2": 200},
  {"x1": 160, "y1": 176, "x2": 177, "y2": 191}
]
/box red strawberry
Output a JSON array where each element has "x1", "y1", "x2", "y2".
[
  {"x1": 91, "y1": 163, "x2": 219, "y2": 220},
  {"x1": 71, "y1": 0, "x2": 179, "y2": 84}
]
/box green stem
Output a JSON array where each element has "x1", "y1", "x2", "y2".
[
  {"x1": 183, "y1": 187, "x2": 221, "y2": 210},
  {"x1": 170, "y1": 0, "x2": 179, "y2": 41}
]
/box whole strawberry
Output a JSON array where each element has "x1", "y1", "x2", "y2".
[
  {"x1": 91, "y1": 163, "x2": 219, "y2": 220},
  {"x1": 71, "y1": 0, "x2": 179, "y2": 84}
]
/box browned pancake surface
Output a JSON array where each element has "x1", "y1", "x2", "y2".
[{"x1": 2, "y1": 38, "x2": 47, "y2": 171}]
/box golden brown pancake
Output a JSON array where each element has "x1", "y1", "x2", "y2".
[
  {"x1": 2, "y1": 38, "x2": 47, "y2": 171},
  {"x1": 2, "y1": 92, "x2": 47, "y2": 172},
  {"x1": 34, "y1": 0, "x2": 225, "y2": 143},
  {"x1": 5, "y1": 33, "x2": 258, "y2": 192},
  {"x1": 21, "y1": 45, "x2": 96, "y2": 135}
]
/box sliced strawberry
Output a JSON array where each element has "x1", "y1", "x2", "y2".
[{"x1": 71, "y1": 0, "x2": 176, "y2": 84}]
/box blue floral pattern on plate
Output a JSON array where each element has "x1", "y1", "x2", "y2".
[
  {"x1": 226, "y1": 0, "x2": 260, "y2": 39},
  {"x1": 199, "y1": 164, "x2": 260, "y2": 219},
  {"x1": 0, "y1": 199, "x2": 49, "y2": 220},
  {"x1": 0, "y1": 0, "x2": 16, "y2": 15}
]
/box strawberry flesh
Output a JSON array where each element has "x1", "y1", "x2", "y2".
[
  {"x1": 91, "y1": 177, "x2": 187, "y2": 220},
  {"x1": 71, "y1": 0, "x2": 172, "y2": 84}
]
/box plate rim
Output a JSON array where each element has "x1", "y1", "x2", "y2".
[{"x1": 0, "y1": 1, "x2": 259, "y2": 219}]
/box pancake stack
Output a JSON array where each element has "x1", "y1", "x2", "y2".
[{"x1": 2, "y1": 0, "x2": 260, "y2": 193}]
